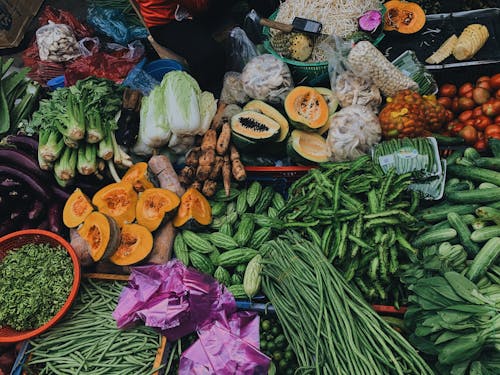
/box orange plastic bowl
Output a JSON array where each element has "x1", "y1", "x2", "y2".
[{"x1": 0, "y1": 230, "x2": 81, "y2": 343}]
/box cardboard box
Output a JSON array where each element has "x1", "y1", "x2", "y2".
[{"x1": 0, "y1": 0, "x2": 43, "y2": 49}]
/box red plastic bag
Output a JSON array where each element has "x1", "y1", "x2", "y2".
[
  {"x1": 38, "y1": 6, "x2": 93, "y2": 39},
  {"x1": 65, "y1": 41, "x2": 145, "y2": 86}
]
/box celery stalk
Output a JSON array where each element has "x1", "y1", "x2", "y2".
[
  {"x1": 54, "y1": 147, "x2": 77, "y2": 181},
  {"x1": 98, "y1": 128, "x2": 114, "y2": 160},
  {"x1": 77, "y1": 143, "x2": 97, "y2": 175},
  {"x1": 56, "y1": 92, "x2": 85, "y2": 141},
  {"x1": 39, "y1": 128, "x2": 65, "y2": 162},
  {"x1": 86, "y1": 111, "x2": 104, "y2": 144},
  {"x1": 37, "y1": 144, "x2": 53, "y2": 171},
  {"x1": 63, "y1": 136, "x2": 79, "y2": 149}
]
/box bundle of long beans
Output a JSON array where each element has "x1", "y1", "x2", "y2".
[
  {"x1": 261, "y1": 232, "x2": 433, "y2": 375},
  {"x1": 27, "y1": 279, "x2": 163, "y2": 375}
]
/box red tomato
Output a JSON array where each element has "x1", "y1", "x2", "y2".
[
  {"x1": 459, "y1": 82, "x2": 474, "y2": 97},
  {"x1": 472, "y1": 106, "x2": 483, "y2": 118},
  {"x1": 476, "y1": 76, "x2": 491, "y2": 92},
  {"x1": 458, "y1": 97, "x2": 476, "y2": 111},
  {"x1": 472, "y1": 87, "x2": 491, "y2": 105},
  {"x1": 439, "y1": 84, "x2": 457, "y2": 97},
  {"x1": 458, "y1": 110, "x2": 473, "y2": 122},
  {"x1": 451, "y1": 97, "x2": 460, "y2": 113},
  {"x1": 451, "y1": 122, "x2": 465, "y2": 134},
  {"x1": 494, "y1": 115, "x2": 500, "y2": 123},
  {"x1": 473, "y1": 115, "x2": 492, "y2": 131},
  {"x1": 474, "y1": 138, "x2": 488, "y2": 152},
  {"x1": 490, "y1": 74, "x2": 500, "y2": 90},
  {"x1": 437, "y1": 96, "x2": 452, "y2": 109},
  {"x1": 484, "y1": 124, "x2": 500, "y2": 139},
  {"x1": 464, "y1": 118, "x2": 476, "y2": 128},
  {"x1": 496, "y1": 89, "x2": 500, "y2": 99},
  {"x1": 459, "y1": 125, "x2": 478, "y2": 144},
  {"x1": 445, "y1": 109, "x2": 454, "y2": 122},
  {"x1": 482, "y1": 100, "x2": 500, "y2": 117}
]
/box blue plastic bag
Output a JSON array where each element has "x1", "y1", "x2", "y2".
[
  {"x1": 86, "y1": 7, "x2": 148, "y2": 45},
  {"x1": 122, "y1": 59, "x2": 160, "y2": 96}
]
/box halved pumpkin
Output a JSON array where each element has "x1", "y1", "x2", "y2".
[
  {"x1": 383, "y1": 1, "x2": 426, "y2": 34},
  {"x1": 78, "y1": 211, "x2": 121, "y2": 261},
  {"x1": 173, "y1": 187, "x2": 212, "y2": 229},
  {"x1": 136, "y1": 188, "x2": 181, "y2": 231},
  {"x1": 92, "y1": 182, "x2": 137, "y2": 227},
  {"x1": 287, "y1": 130, "x2": 330, "y2": 165},
  {"x1": 284, "y1": 87, "x2": 329, "y2": 131},
  {"x1": 109, "y1": 223, "x2": 153, "y2": 266},
  {"x1": 63, "y1": 188, "x2": 94, "y2": 228},
  {"x1": 121, "y1": 162, "x2": 156, "y2": 192},
  {"x1": 243, "y1": 100, "x2": 289, "y2": 142}
]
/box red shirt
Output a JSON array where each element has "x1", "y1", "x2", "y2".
[{"x1": 137, "y1": 0, "x2": 209, "y2": 28}]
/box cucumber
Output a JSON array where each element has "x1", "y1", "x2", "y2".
[
  {"x1": 249, "y1": 227, "x2": 272, "y2": 248},
  {"x1": 490, "y1": 139, "x2": 500, "y2": 158},
  {"x1": 475, "y1": 158, "x2": 500, "y2": 171},
  {"x1": 420, "y1": 203, "x2": 479, "y2": 222},
  {"x1": 211, "y1": 201, "x2": 227, "y2": 217},
  {"x1": 447, "y1": 188, "x2": 500, "y2": 204},
  {"x1": 471, "y1": 226, "x2": 500, "y2": 243},
  {"x1": 271, "y1": 192, "x2": 285, "y2": 210},
  {"x1": 466, "y1": 237, "x2": 500, "y2": 282},
  {"x1": 214, "y1": 188, "x2": 240, "y2": 202},
  {"x1": 432, "y1": 134, "x2": 465, "y2": 147},
  {"x1": 236, "y1": 189, "x2": 248, "y2": 214},
  {"x1": 447, "y1": 164, "x2": 500, "y2": 186},
  {"x1": 463, "y1": 147, "x2": 481, "y2": 161},
  {"x1": 478, "y1": 183, "x2": 498, "y2": 189},
  {"x1": 447, "y1": 212, "x2": 480, "y2": 256},
  {"x1": 413, "y1": 228, "x2": 457, "y2": 248},
  {"x1": 475, "y1": 206, "x2": 500, "y2": 225}
]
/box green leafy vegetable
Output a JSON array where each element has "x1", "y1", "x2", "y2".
[{"x1": 0, "y1": 243, "x2": 73, "y2": 331}]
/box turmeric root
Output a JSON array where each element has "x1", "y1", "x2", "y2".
[
  {"x1": 209, "y1": 155, "x2": 224, "y2": 180},
  {"x1": 229, "y1": 145, "x2": 246, "y2": 182},
  {"x1": 211, "y1": 101, "x2": 227, "y2": 132},
  {"x1": 202, "y1": 179, "x2": 218, "y2": 197},
  {"x1": 201, "y1": 129, "x2": 217, "y2": 151},
  {"x1": 196, "y1": 149, "x2": 216, "y2": 181},
  {"x1": 191, "y1": 180, "x2": 202, "y2": 190},
  {"x1": 185, "y1": 147, "x2": 201, "y2": 167},
  {"x1": 179, "y1": 165, "x2": 196, "y2": 186},
  {"x1": 222, "y1": 155, "x2": 231, "y2": 196},
  {"x1": 216, "y1": 122, "x2": 231, "y2": 155}
]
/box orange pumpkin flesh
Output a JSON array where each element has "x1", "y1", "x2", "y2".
[
  {"x1": 109, "y1": 224, "x2": 153, "y2": 266},
  {"x1": 92, "y1": 182, "x2": 137, "y2": 227},
  {"x1": 173, "y1": 188, "x2": 212, "y2": 228},
  {"x1": 121, "y1": 162, "x2": 155, "y2": 192},
  {"x1": 63, "y1": 188, "x2": 94, "y2": 228},
  {"x1": 284, "y1": 86, "x2": 329, "y2": 131},
  {"x1": 136, "y1": 188, "x2": 180, "y2": 231},
  {"x1": 78, "y1": 212, "x2": 120, "y2": 261},
  {"x1": 383, "y1": 1, "x2": 426, "y2": 34}
]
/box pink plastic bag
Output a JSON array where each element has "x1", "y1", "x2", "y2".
[{"x1": 113, "y1": 260, "x2": 271, "y2": 374}]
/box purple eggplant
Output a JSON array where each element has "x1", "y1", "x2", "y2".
[
  {"x1": 3, "y1": 134, "x2": 39, "y2": 156},
  {"x1": 0, "y1": 214, "x2": 23, "y2": 236},
  {"x1": 0, "y1": 165, "x2": 51, "y2": 201},
  {"x1": 51, "y1": 185, "x2": 71, "y2": 201},
  {"x1": 48, "y1": 202, "x2": 65, "y2": 236},
  {"x1": 0, "y1": 147, "x2": 49, "y2": 181},
  {"x1": 28, "y1": 200, "x2": 45, "y2": 221},
  {"x1": 0, "y1": 178, "x2": 22, "y2": 191}
]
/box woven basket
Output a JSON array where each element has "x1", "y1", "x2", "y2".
[{"x1": 262, "y1": 8, "x2": 386, "y2": 85}]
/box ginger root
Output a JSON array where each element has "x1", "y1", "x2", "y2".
[
  {"x1": 209, "y1": 155, "x2": 224, "y2": 180},
  {"x1": 179, "y1": 165, "x2": 196, "y2": 186},
  {"x1": 222, "y1": 155, "x2": 231, "y2": 196},
  {"x1": 216, "y1": 122, "x2": 231, "y2": 155},
  {"x1": 190, "y1": 180, "x2": 202, "y2": 191},
  {"x1": 185, "y1": 147, "x2": 201, "y2": 167},
  {"x1": 202, "y1": 179, "x2": 218, "y2": 197},
  {"x1": 230, "y1": 145, "x2": 246, "y2": 182}
]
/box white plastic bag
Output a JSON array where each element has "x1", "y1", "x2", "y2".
[
  {"x1": 241, "y1": 54, "x2": 293, "y2": 104},
  {"x1": 220, "y1": 72, "x2": 250, "y2": 105},
  {"x1": 36, "y1": 21, "x2": 81, "y2": 62}
]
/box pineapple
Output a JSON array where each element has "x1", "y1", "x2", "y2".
[{"x1": 270, "y1": 32, "x2": 313, "y2": 62}]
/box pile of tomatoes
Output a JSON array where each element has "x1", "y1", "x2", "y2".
[{"x1": 436, "y1": 73, "x2": 500, "y2": 151}]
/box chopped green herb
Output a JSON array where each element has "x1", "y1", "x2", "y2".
[{"x1": 0, "y1": 243, "x2": 74, "y2": 331}]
